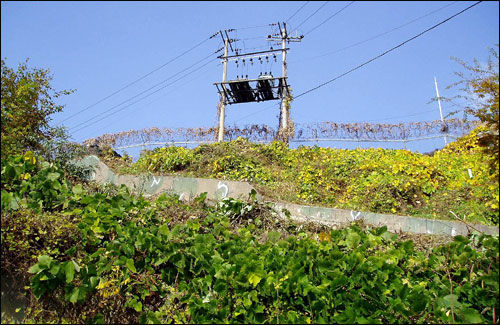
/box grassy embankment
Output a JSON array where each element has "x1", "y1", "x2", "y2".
[
  {"x1": 1, "y1": 149, "x2": 498, "y2": 324},
  {"x1": 105, "y1": 126, "x2": 499, "y2": 226}
]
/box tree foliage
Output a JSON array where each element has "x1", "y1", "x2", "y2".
[
  {"x1": 1, "y1": 58, "x2": 74, "y2": 157},
  {"x1": 446, "y1": 45, "x2": 499, "y2": 173}
]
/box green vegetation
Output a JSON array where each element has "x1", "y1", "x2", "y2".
[
  {"x1": 445, "y1": 45, "x2": 499, "y2": 174},
  {"x1": 1, "y1": 58, "x2": 74, "y2": 158},
  {"x1": 1, "y1": 51, "x2": 498, "y2": 324},
  {"x1": 120, "y1": 126, "x2": 498, "y2": 225},
  {"x1": 2, "y1": 152, "x2": 499, "y2": 324}
]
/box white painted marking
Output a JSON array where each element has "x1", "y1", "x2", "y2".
[
  {"x1": 350, "y1": 211, "x2": 361, "y2": 221},
  {"x1": 151, "y1": 176, "x2": 161, "y2": 187},
  {"x1": 217, "y1": 181, "x2": 229, "y2": 198}
]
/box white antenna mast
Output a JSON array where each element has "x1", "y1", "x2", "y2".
[{"x1": 434, "y1": 76, "x2": 447, "y2": 145}]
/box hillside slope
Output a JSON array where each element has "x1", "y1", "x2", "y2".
[{"x1": 105, "y1": 127, "x2": 498, "y2": 226}]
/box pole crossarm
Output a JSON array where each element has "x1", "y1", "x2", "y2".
[
  {"x1": 218, "y1": 48, "x2": 290, "y2": 61},
  {"x1": 214, "y1": 22, "x2": 303, "y2": 142}
]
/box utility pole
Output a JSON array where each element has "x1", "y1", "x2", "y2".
[
  {"x1": 218, "y1": 33, "x2": 229, "y2": 142},
  {"x1": 268, "y1": 22, "x2": 303, "y2": 142},
  {"x1": 434, "y1": 76, "x2": 447, "y2": 144},
  {"x1": 214, "y1": 23, "x2": 302, "y2": 143},
  {"x1": 281, "y1": 23, "x2": 288, "y2": 132}
]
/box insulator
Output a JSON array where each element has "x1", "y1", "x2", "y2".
[{"x1": 250, "y1": 58, "x2": 253, "y2": 65}]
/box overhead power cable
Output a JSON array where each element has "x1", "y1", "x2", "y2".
[
  {"x1": 286, "y1": 1, "x2": 310, "y2": 23},
  {"x1": 58, "y1": 34, "x2": 216, "y2": 125},
  {"x1": 294, "y1": 1, "x2": 482, "y2": 100},
  {"x1": 305, "y1": 1, "x2": 355, "y2": 36},
  {"x1": 69, "y1": 51, "x2": 217, "y2": 133},
  {"x1": 291, "y1": 1, "x2": 458, "y2": 63},
  {"x1": 233, "y1": 102, "x2": 281, "y2": 123},
  {"x1": 230, "y1": 24, "x2": 270, "y2": 30},
  {"x1": 294, "y1": 1, "x2": 329, "y2": 31},
  {"x1": 71, "y1": 58, "x2": 218, "y2": 135},
  {"x1": 235, "y1": 2, "x2": 481, "y2": 122},
  {"x1": 105, "y1": 62, "x2": 221, "y2": 128}
]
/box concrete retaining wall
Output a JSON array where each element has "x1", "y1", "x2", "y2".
[
  {"x1": 73, "y1": 155, "x2": 499, "y2": 237},
  {"x1": 271, "y1": 202, "x2": 498, "y2": 237},
  {"x1": 73, "y1": 155, "x2": 258, "y2": 201}
]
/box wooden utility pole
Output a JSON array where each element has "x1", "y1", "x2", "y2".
[
  {"x1": 214, "y1": 23, "x2": 302, "y2": 143},
  {"x1": 218, "y1": 34, "x2": 229, "y2": 142},
  {"x1": 268, "y1": 22, "x2": 303, "y2": 141},
  {"x1": 281, "y1": 23, "x2": 288, "y2": 132}
]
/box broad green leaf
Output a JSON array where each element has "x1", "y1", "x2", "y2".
[
  {"x1": 69, "y1": 287, "x2": 79, "y2": 303},
  {"x1": 159, "y1": 224, "x2": 170, "y2": 236},
  {"x1": 38, "y1": 255, "x2": 52, "y2": 268},
  {"x1": 28, "y1": 264, "x2": 42, "y2": 274},
  {"x1": 72, "y1": 184, "x2": 83, "y2": 195},
  {"x1": 346, "y1": 233, "x2": 361, "y2": 249},
  {"x1": 248, "y1": 273, "x2": 262, "y2": 288},
  {"x1": 65, "y1": 261, "x2": 75, "y2": 283},
  {"x1": 46, "y1": 172, "x2": 60, "y2": 181},
  {"x1": 126, "y1": 258, "x2": 137, "y2": 273},
  {"x1": 268, "y1": 231, "x2": 281, "y2": 242},
  {"x1": 49, "y1": 264, "x2": 61, "y2": 276},
  {"x1": 460, "y1": 308, "x2": 483, "y2": 324},
  {"x1": 442, "y1": 294, "x2": 461, "y2": 308},
  {"x1": 72, "y1": 260, "x2": 81, "y2": 273},
  {"x1": 90, "y1": 276, "x2": 99, "y2": 289}
]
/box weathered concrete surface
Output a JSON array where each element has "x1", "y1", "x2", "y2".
[
  {"x1": 271, "y1": 202, "x2": 499, "y2": 237},
  {"x1": 72, "y1": 155, "x2": 259, "y2": 201},
  {"x1": 73, "y1": 155, "x2": 499, "y2": 237}
]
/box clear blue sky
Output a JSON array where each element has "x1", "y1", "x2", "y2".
[{"x1": 1, "y1": 1, "x2": 499, "y2": 155}]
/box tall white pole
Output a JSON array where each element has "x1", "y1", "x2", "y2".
[{"x1": 434, "y1": 76, "x2": 447, "y2": 144}]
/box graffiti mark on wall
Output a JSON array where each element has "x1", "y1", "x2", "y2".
[
  {"x1": 217, "y1": 181, "x2": 229, "y2": 198},
  {"x1": 151, "y1": 176, "x2": 161, "y2": 187},
  {"x1": 350, "y1": 210, "x2": 362, "y2": 221}
]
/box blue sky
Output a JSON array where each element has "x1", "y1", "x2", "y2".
[{"x1": 1, "y1": 1, "x2": 499, "y2": 155}]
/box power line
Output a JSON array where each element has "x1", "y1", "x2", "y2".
[
  {"x1": 351, "y1": 108, "x2": 444, "y2": 123},
  {"x1": 228, "y1": 2, "x2": 477, "y2": 126},
  {"x1": 286, "y1": 1, "x2": 310, "y2": 23},
  {"x1": 71, "y1": 58, "x2": 218, "y2": 135},
  {"x1": 58, "y1": 35, "x2": 215, "y2": 125},
  {"x1": 291, "y1": 1, "x2": 459, "y2": 63},
  {"x1": 105, "y1": 62, "x2": 221, "y2": 129},
  {"x1": 294, "y1": 1, "x2": 330, "y2": 31},
  {"x1": 232, "y1": 102, "x2": 281, "y2": 123},
  {"x1": 294, "y1": 1, "x2": 482, "y2": 101},
  {"x1": 69, "y1": 52, "x2": 217, "y2": 133},
  {"x1": 230, "y1": 24, "x2": 270, "y2": 30},
  {"x1": 305, "y1": 1, "x2": 356, "y2": 36}
]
